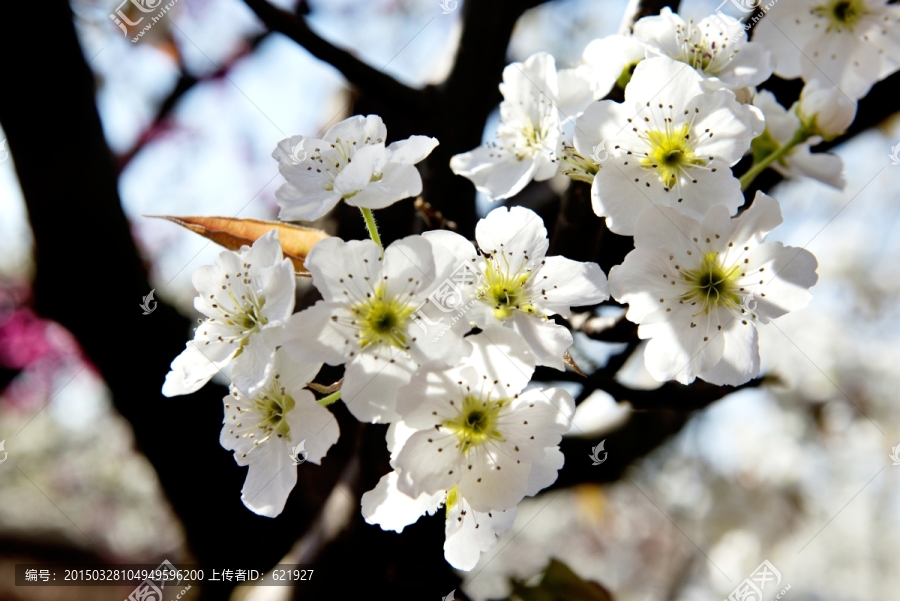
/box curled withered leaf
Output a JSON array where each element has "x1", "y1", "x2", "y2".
[
  {"x1": 306, "y1": 379, "x2": 343, "y2": 395},
  {"x1": 149, "y1": 215, "x2": 328, "y2": 275},
  {"x1": 563, "y1": 350, "x2": 587, "y2": 377}
]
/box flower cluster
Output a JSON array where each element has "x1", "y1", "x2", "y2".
[{"x1": 155, "y1": 3, "x2": 884, "y2": 569}]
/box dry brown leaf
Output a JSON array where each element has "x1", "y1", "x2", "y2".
[
  {"x1": 563, "y1": 350, "x2": 587, "y2": 377},
  {"x1": 150, "y1": 216, "x2": 329, "y2": 275}
]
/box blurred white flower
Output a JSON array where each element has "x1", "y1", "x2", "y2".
[
  {"x1": 450, "y1": 52, "x2": 595, "y2": 201},
  {"x1": 575, "y1": 56, "x2": 763, "y2": 235},
  {"x1": 273, "y1": 115, "x2": 438, "y2": 221},
  {"x1": 633, "y1": 8, "x2": 774, "y2": 91},
  {"x1": 162, "y1": 230, "x2": 294, "y2": 398},
  {"x1": 425, "y1": 206, "x2": 609, "y2": 369},
  {"x1": 609, "y1": 192, "x2": 818, "y2": 385},
  {"x1": 282, "y1": 235, "x2": 468, "y2": 424},
  {"x1": 221, "y1": 349, "x2": 338, "y2": 517},
  {"x1": 390, "y1": 327, "x2": 574, "y2": 512},
  {"x1": 751, "y1": 90, "x2": 846, "y2": 189},
  {"x1": 753, "y1": 0, "x2": 900, "y2": 99},
  {"x1": 797, "y1": 79, "x2": 858, "y2": 140}
]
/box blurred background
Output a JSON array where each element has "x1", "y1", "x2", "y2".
[{"x1": 1, "y1": 0, "x2": 899, "y2": 599}]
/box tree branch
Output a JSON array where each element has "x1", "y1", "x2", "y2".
[
  {"x1": 0, "y1": 4, "x2": 355, "y2": 598},
  {"x1": 241, "y1": 0, "x2": 424, "y2": 109}
]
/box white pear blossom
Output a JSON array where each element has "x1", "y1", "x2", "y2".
[
  {"x1": 273, "y1": 115, "x2": 438, "y2": 221},
  {"x1": 221, "y1": 349, "x2": 339, "y2": 517},
  {"x1": 608, "y1": 192, "x2": 818, "y2": 386},
  {"x1": 360, "y1": 419, "x2": 563, "y2": 570},
  {"x1": 577, "y1": 34, "x2": 649, "y2": 95},
  {"x1": 753, "y1": 0, "x2": 900, "y2": 99},
  {"x1": 390, "y1": 327, "x2": 575, "y2": 512},
  {"x1": 633, "y1": 7, "x2": 774, "y2": 91},
  {"x1": 450, "y1": 52, "x2": 595, "y2": 201},
  {"x1": 281, "y1": 235, "x2": 467, "y2": 424},
  {"x1": 751, "y1": 90, "x2": 846, "y2": 189},
  {"x1": 162, "y1": 230, "x2": 295, "y2": 398},
  {"x1": 575, "y1": 56, "x2": 764, "y2": 235},
  {"x1": 796, "y1": 79, "x2": 858, "y2": 140},
  {"x1": 423, "y1": 206, "x2": 609, "y2": 369}
]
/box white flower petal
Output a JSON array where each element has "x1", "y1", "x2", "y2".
[
  {"x1": 742, "y1": 242, "x2": 818, "y2": 322},
  {"x1": 641, "y1": 305, "x2": 728, "y2": 383},
  {"x1": 275, "y1": 181, "x2": 342, "y2": 222},
  {"x1": 624, "y1": 56, "x2": 704, "y2": 110},
  {"x1": 395, "y1": 429, "x2": 463, "y2": 497},
  {"x1": 476, "y1": 205, "x2": 549, "y2": 260},
  {"x1": 362, "y1": 471, "x2": 443, "y2": 533},
  {"x1": 285, "y1": 392, "x2": 339, "y2": 465},
  {"x1": 347, "y1": 162, "x2": 424, "y2": 210},
  {"x1": 333, "y1": 143, "x2": 384, "y2": 197},
  {"x1": 509, "y1": 312, "x2": 573, "y2": 370},
  {"x1": 231, "y1": 333, "x2": 276, "y2": 397},
  {"x1": 387, "y1": 135, "x2": 439, "y2": 165},
  {"x1": 325, "y1": 114, "x2": 386, "y2": 145},
  {"x1": 341, "y1": 346, "x2": 417, "y2": 423},
  {"x1": 304, "y1": 237, "x2": 384, "y2": 303},
  {"x1": 282, "y1": 302, "x2": 352, "y2": 366},
  {"x1": 699, "y1": 317, "x2": 760, "y2": 386},
  {"x1": 240, "y1": 448, "x2": 296, "y2": 518},
  {"x1": 457, "y1": 443, "x2": 533, "y2": 512},
  {"x1": 529, "y1": 255, "x2": 609, "y2": 318},
  {"x1": 781, "y1": 145, "x2": 846, "y2": 189},
  {"x1": 526, "y1": 446, "x2": 565, "y2": 496},
  {"x1": 444, "y1": 497, "x2": 517, "y2": 571},
  {"x1": 162, "y1": 342, "x2": 222, "y2": 397},
  {"x1": 450, "y1": 146, "x2": 539, "y2": 201}
]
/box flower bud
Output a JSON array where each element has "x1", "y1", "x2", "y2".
[{"x1": 797, "y1": 80, "x2": 856, "y2": 140}]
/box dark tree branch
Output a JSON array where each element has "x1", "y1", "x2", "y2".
[
  {"x1": 241, "y1": 0, "x2": 424, "y2": 109},
  {"x1": 117, "y1": 31, "x2": 272, "y2": 173},
  {"x1": 0, "y1": 3, "x2": 355, "y2": 599}
]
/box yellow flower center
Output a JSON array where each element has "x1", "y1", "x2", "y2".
[
  {"x1": 252, "y1": 388, "x2": 295, "y2": 441},
  {"x1": 477, "y1": 257, "x2": 537, "y2": 320},
  {"x1": 814, "y1": 0, "x2": 866, "y2": 31},
  {"x1": 680, "y1": 252, "x2": 742, "y2": 313},
  {"x1": 641, "y1": 124, "x2": 707, "y2": 188},
  {"x1": 443, "y1": 395, "x2": 505, "y2": 454},
  {"x1": 350, "y1": 284, "x2": 414, "y2": 349}
]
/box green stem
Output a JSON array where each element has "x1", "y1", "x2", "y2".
[
  {"x1": 360, "y1": 207, "x2": 383, "y2": 249},
  {"x1": 740, "y1": 130, "x2": 809, "y2": 191},
  {"x1": 317, "y1": 390, "x2": 341, "y2": 406}
]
